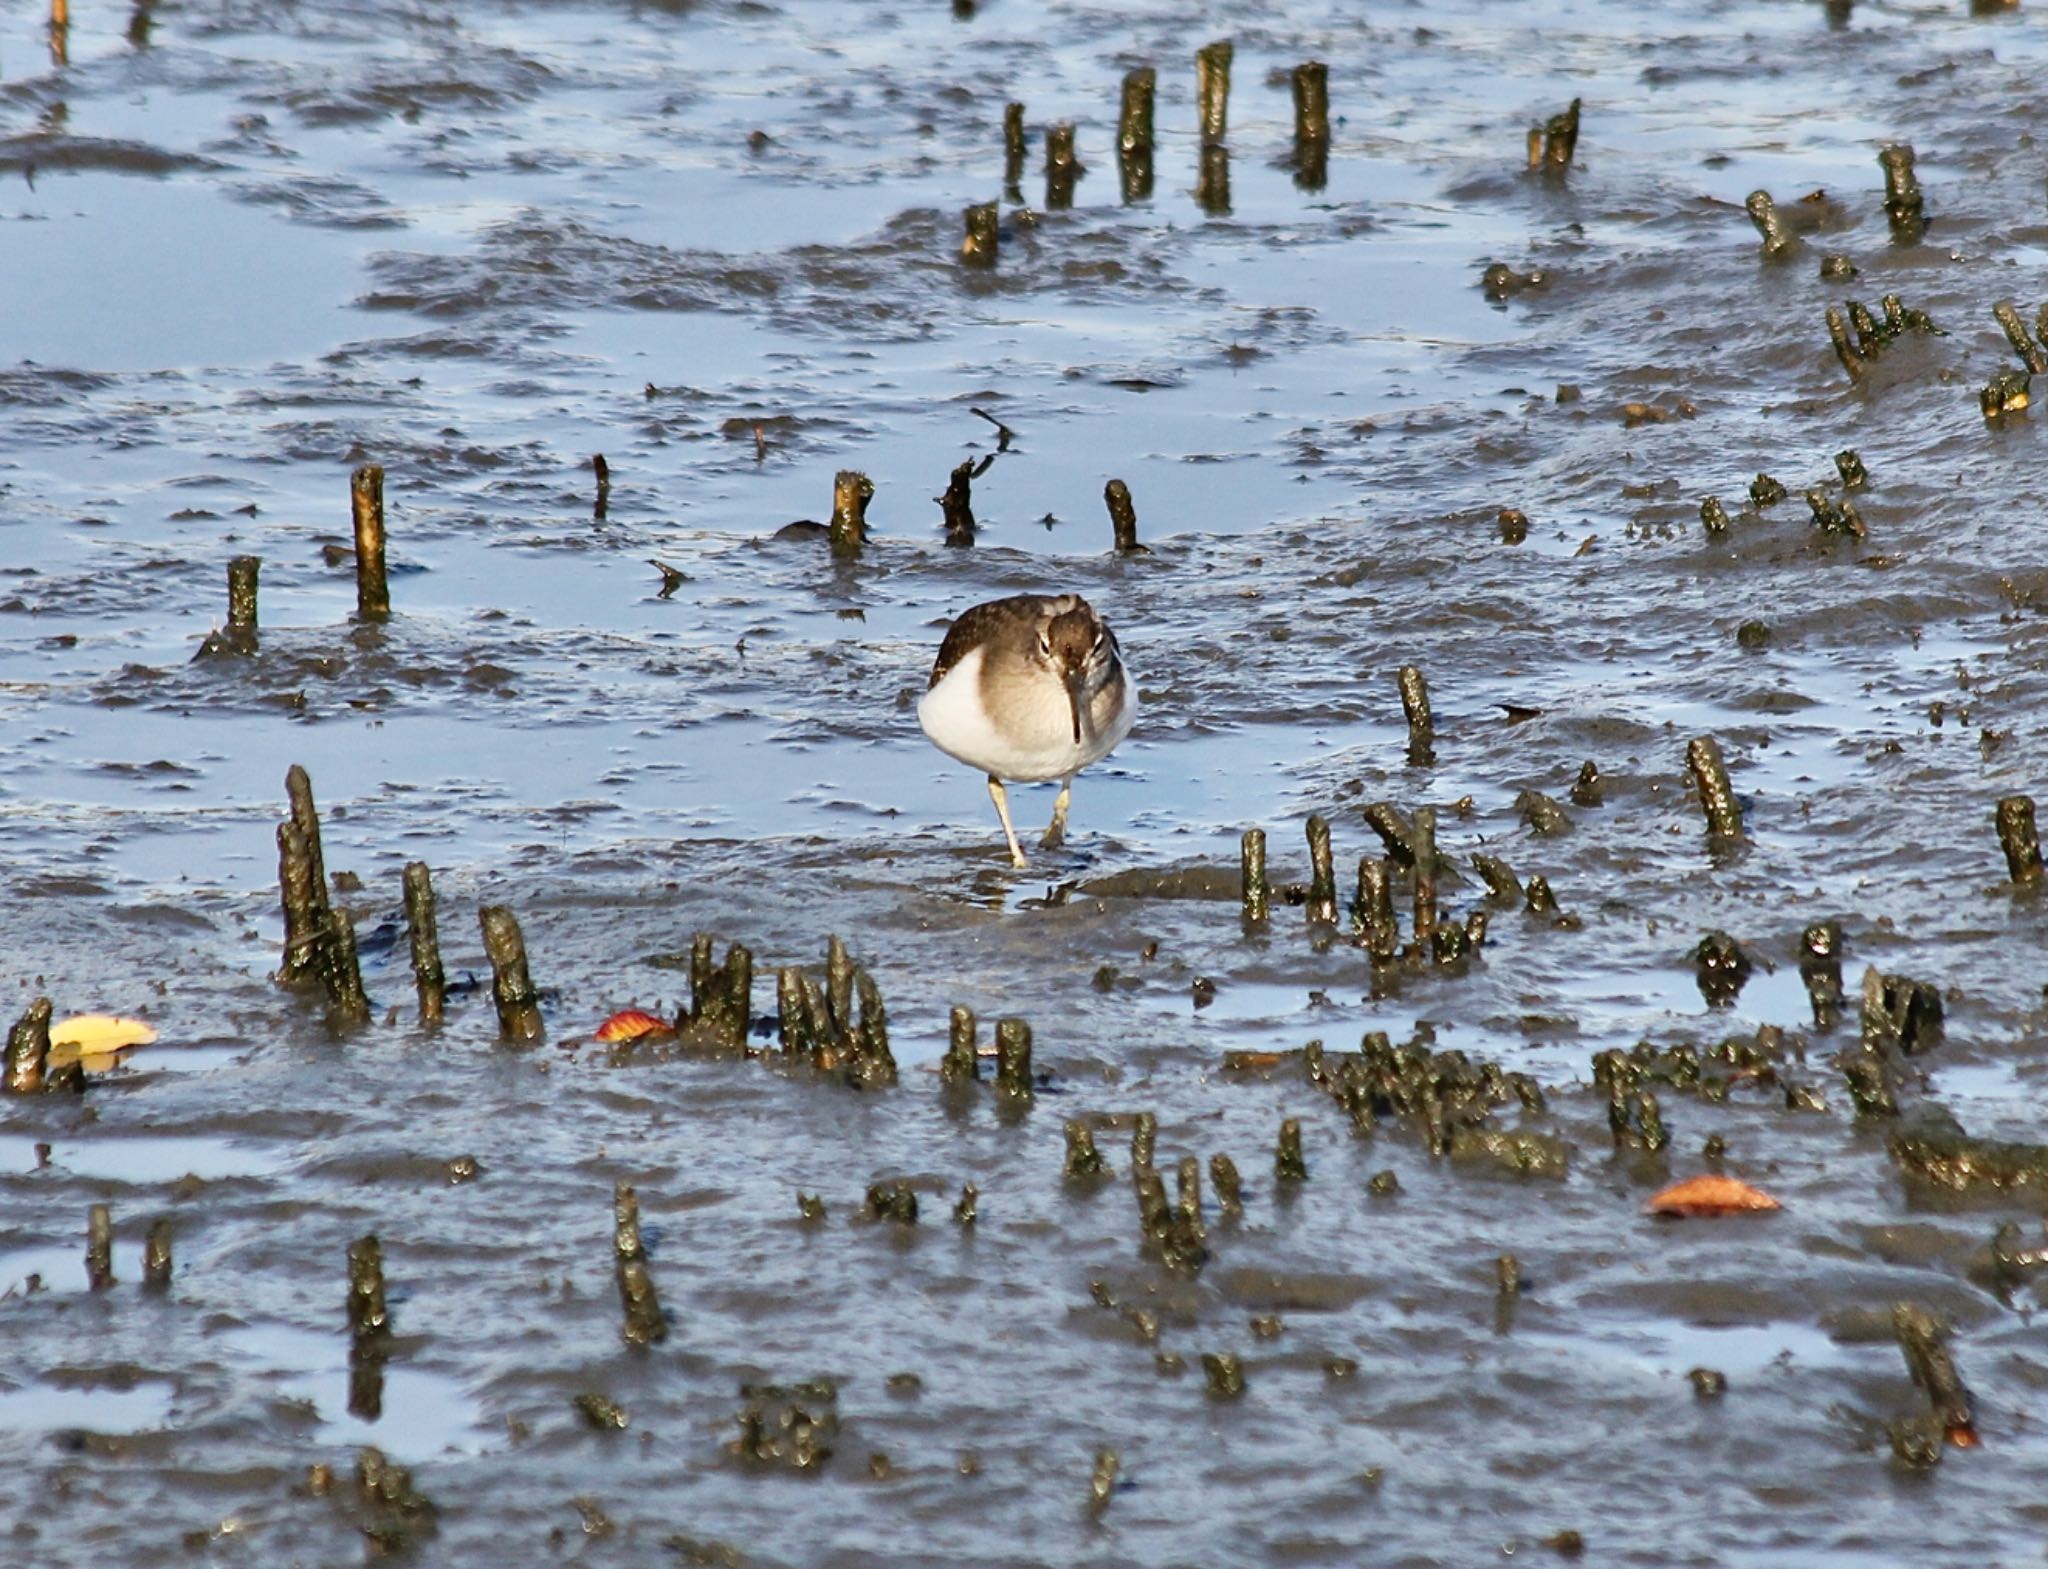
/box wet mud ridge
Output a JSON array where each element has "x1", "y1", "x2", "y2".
[{"x1": 4, "y1": 0, "x2": 2048, "y2": 1563}]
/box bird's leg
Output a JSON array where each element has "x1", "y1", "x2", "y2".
[
  {"x1": 987, "y1": 775, "x2": 1027, "y2": 868},
  {"x1": 1041, "y1": 776, "x2": 1073, "y2": 851}
]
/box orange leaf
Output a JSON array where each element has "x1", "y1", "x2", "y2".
[
  {"x1": 1645, "y1": 1174, "x2": 1781, "y2": 1217},
  {"x1": 594, "y1": 1009, "x2": 675, "y2": 1044}
]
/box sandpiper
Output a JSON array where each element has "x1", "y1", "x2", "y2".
[{"x1": 918, "y1": 593, "x2": 1137, "y2": 867}]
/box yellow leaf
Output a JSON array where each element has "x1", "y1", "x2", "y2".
[{"x1": 47, "y1": 1014, "x2": 158, "y2": 1072}]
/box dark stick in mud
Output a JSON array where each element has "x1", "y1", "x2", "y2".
[
  {"x1": 1064, "y1": 1120, "x2": 1106, "y2": 1179},
  {"x1": 1305, "y1": 814, "x2": 1338, "y2": 925},
  {"x1": 1824, "y1": 307, "x2": 1866, "y2": 382},
  {"x1": 1195, "y1": 40, "x2": 1232, "y2": 145},
  {"x1": 825, "y1": 935, "x2": 854, "y2": 1034},
  {"x1": 1995, "y1": 796, "x2": 2045, "y2": 884},
  {"x1": 1045, "y1": 123, "x2": 1082, "y2": 209},
  {"x1": 942, "y1": 1005, "x2": 978, "y2": 1084},
  {"x1": 1993, "y1": 301, "x2": 2048, "y2": 375},
  {"x1": 970, "y1": 406, "x2": 1017, "y2": 452},
  {"x1": 1119, "y1": 67, "x2": 1155, "y2": 154},
  {"x1": 690, "y1": 933, "x2": 716, "y2": 1023},
  {"x1": 854, "y1": 967, "x2": 891, "y2": 1081},
  {"x1": 1744, "y1": 191, "x2": 1794, "y2": 257},
  {"x1": 1292, "y1": 61, "x2": 1329, "y2": 188},
  {"x1": 1471, "y1": 853, "x2": 1522, "y2": 904},
  {"x1": 479, "y1": 905, "x2": 544, "y2": 1043},
  {"x1": 1399, "y1": 665, "x2": 1433, "y2": 765},
  {"x1": 1210, "y1": 1153, "x2": 1242, "y2": 1211},
  {"x1": 717, "y1": 944, "x2": 755, "y2": 1051},
  {"x1": 1892, "y1": 1303, "x2": 1975, "y2": 1446},
  {"x1": 285, "y1": 764, "x2": 330, "y2": 908},
  {"x1": 322, "y1": 909, "x2": 371, "y2": 1028},
  {"x1": 1203, "y1": 1353, "x2": 1245, "y2": 1398},
  {"x1": 1533, "y1": 99, "x2": 1580, "y2": 171},
  {"x1": 798, "y1": 975, "x2": 835, "y2": 1067},
  {"x1": 143, "y1": 1219, "x2": 172, "y2": 1289},
  {"x1": 591, "y1": 454, "x2": 610, "y2": 521},
  {"x1": 1003, "y1": 102, "x2": 1026, "y2": 195},
  {"x1": 1981, "y1": 370, "x2": 2031, "y2": 420},
  {"x1": 994, "y1": 1017, "x2": 1033, "y2": 1099},
  {"x1": 86, "y1": 1204, "x2": 113, "y2": 1290},
  {"x1": 350, "y1": 464, "x2": 390, "y2": 621},
  {"x1": 1292, "y1": 61, "x2": 1330, "y2": 145},
  {"x1": 276, "y1": 825, "x2": 324, "y2": 988},
  {"x1": 1131, "y1": 1111, "x2": 1156, "y2": 1171},
  {"x1": 1134, "y1": 1166, "x2": 1170, "y2": 1237},
  {"x1": 960, "y1": 203, "x2": 998, "y2": 268},
  {"x1": 4, "y1": 998, "x2": 51, "y2": 1094},
  {"x1": 1878, "y1": 144, "x2": 1925, "y2": 243},
  {"x1": 1800, "y1": 921, "x2": 1844, "y2": 1027},
  {"x1": 227, "y1": 554, "x2": 259, "y2": 635},
  {"x1": 1411, "y1": 807, "x2": 1439, "y2": 945},
  {"x1": 1089, "y1": 1448, "x2": 1120, "y2": 1513},
  {"x1": 347, "y1": 1235, "x2": 389, "y2": 1343},
  {"x1": 1240, "y1": 828, "x2": 1269, "y2": 923},
  {"x1": 1175, "y1": 1155, "x2": 1202, "y2": 1225},
  {"x1": 1362, "y1": 801, "x2": 1417, "y2": 869},
  {"x1": 614, "y1": 1185, "x2": 667, "y2": 1346},
  {"x1": 1805, "y1": 486, "x2": 1866, "y2": 540},
  {"x1": 1355, "y1": 857, "x2": 1399, "y2": 959},
  {"x1": 613, "y1": 1181, "x2": 644, "y2": 1263},
  {"x1": 777, "y1": 969, "x2": 809, "y2": 1058},
  {"x1": 829, "y1": 470, "x2": 873, "y2": 559},
  {"x1": 1275, "y1": 1117, "x2": 1307, "y2": 1181},
  {"x1": 1686, "y1": 737, "x2": 1743, "y2": 839},
  {"x1": 402, "y1": 862, "x2": 446, "y2": 1025},
  {"x1": 1119, "y1": 142, "x2": 1154, "y2": 206},
  {"x1": 1103, "y1": 70, "x2": 1154, "y2": 197},
  {"x1": 1105, "y1": 479, "x2": 1145, "y2": 554},
  {"x1": 648, "y1": 559, "x2": 685, "y2": 598}
]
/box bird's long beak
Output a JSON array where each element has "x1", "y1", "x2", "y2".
[{"x1": 1064, "y1": 668, "x2": 1087, "y2": 744}]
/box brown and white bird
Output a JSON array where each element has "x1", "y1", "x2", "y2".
[{"x1": 917, "y1": 593, "x2": 1137, "y2": 867}]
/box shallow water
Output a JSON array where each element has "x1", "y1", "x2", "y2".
[{"x1": 4, "y1": 0, "x2": 2048, "y2": 1562}]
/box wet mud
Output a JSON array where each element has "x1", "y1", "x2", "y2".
[{"x1": 4, "y1": 0, "x2": 2048, "y2": 1563}]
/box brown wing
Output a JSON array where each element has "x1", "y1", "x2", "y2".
[{"x1": 927, "y1": 595, "x2": 1051, "y2": 689}]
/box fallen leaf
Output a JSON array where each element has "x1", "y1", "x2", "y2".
[
  {"x1": 1646, "y1": 1174, "x2": 1781, "y2": 1217},
  {"x1": 1222, "y1": 1050, "x2": 1286, "y2": 1070},
  {"x1": 594, "y1": 1009, "x2": 675, "y2": 1044},
  {"x1": 47, "y1": 1014, "x2": 158, "y2": 1073}
]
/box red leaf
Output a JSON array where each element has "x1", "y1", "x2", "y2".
[{"x1": 595, "y1": 1009, "x2": 675, "y2": 1044}]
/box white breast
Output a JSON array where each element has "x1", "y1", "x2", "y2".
[{"x1": 918, "y1": 648, "x2": 1137, "y2": 783}]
